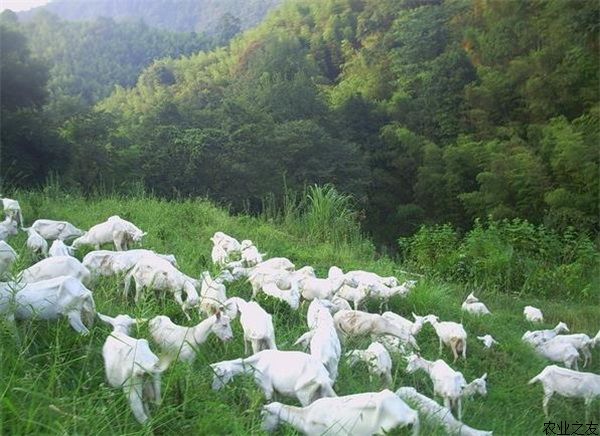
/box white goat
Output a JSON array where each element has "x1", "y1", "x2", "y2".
[
  {"x1": 299, "y1": 274, "x2": 346, "y2": 301},
  {"x1": 1, "y1": 198, "x2": 23, "y2": 226},
  {"x1": 210, "y1": 350, "x2": 336, "y2": 406},
  {"x1": 199, "y1": 271, "x2": 231, "y2": 316},
  {"x1": 149, "y1": 312, "x2": 233, "y2": 368},
  {"x1": 346, "y1": 342, "x2": 393, "y2": 387},
  {"x1": 334, "y1": 310, "x2": 420, "y2": 350},
  {"x1": 98, "y1": 313, "x2": 163, "y2": 424},
  {"x1": 534, "y1": 340, "x2": 580, "y2": 370},
  {"x1": 426, "y1": 316, "x2": 468, "y2": 361},
  {"x1": 461, "y1": 292, "x2": 491, "y2": 316},
  {"x1": 211, "y1": 243, "x2": 229, "y2": 267},
  {"x1": 405, "y1": 354, "x2": 464, "y2": 417},
  {"x1": 83, "y1": 249, "x2": 177, "y2": 278},
  {"x1": 261, "y1": 390, "x2": 419, "y2": 435},
  {"x1": 0, "y1": 217, "x2": 18, "y2": 241},
  {"x1": 524, "y1": 305, "x2": 544, "y2": 323},
  {"x1": 529, "y1": 365, "x2": 600, "y2": 419},
  {"x1": 240, "y1": 239, "x2": 264, "y2": 267},
  {"x1": 20, "y1": 256, "x2": 91, "y2": 285},
  {"x1": 225, "y1": 297, "x2": 277, "y2": 355},
  {"x1": 382, "y1": 311, "x2": 433, "y2": 337},
  {"x1": 24, "y1": 227, "x2": 48, "y2": 257},
  {"x1": 522, "y1": 322, "x2": 570, "y2": 346},
  {"x1": 5, "y1": 276, "x2": 95, "y2": 334},
  {"x1": 72, "y1": 216, "x2": 146, "y2": 251},
  {"x1": 124, "y1": 255, "x2": 200, "y2": 319},
  {"x1": 0, "y1": 241, "x2": 18, "y2": 277},
  {"x1": 477, "y1": 334, "x2": 499, "y2": 349},
  {"x1": 396, "y1": 387, "x2": 493, "y2": 436},
  {"x1": 295, "y1": 299, "x2": 341, "y2": 383},
  {"x1": 334, "y1": 283, "x2": 371, "y2": 310},
  {"x1": 48, "y1": 239, "x2": 75, "y2": 257},
  {"x1": 548, "y1": 333, "x2": 596, "y2": 367},
  {"x1": 31, "y1": 219, "x2": 84, "y2": 241}
]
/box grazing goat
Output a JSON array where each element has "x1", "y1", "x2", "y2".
[
  {"x1": 261, "y1": 390, "x2": 419, "y2": 435},
  {"x1": 149, "y1": 312, "x2": 232, "y2": 368},
  {"x1": 5, "y1": 276, "x2": 96, "y2": 334},
  {"x1": 20, "y1": 256, "x2": 91, "y2": 285},
  {"x1": 477, "y1": 334, "x2": 499, "y2": 349},
  {"x1": 199, "y1": 270, "x2": 234, "y2": 316},
  {"x1": 49, "y1": 239, "x2": 75, "y2": 257},
  {"x1": 522, "y1": 322, "x2": 570, "y2": 346},
  {"x1": 83, "y1": 249, "x2": 177, "y2": 278},
  {"x1": 124, "y1": 256, "x2": 200, "y2": 319},
  {"x1": 524, "y1": 306, "x2": 544, "y2": 323},
  {"x1": 24, "y1": 227, "x2": 48, "y2": 257},
  {"x1": 240, "y1": 240, "x2": 264, "y2": 267},
  {"x1": 334, "y1": 283, "x2": 371, "y2": 310},
  {"x1": 31, "y1": 219, "x2": 84, "y2": 241},
  {"x1": 534, "y1": 340, "x2": 580, "y2": 370},
  {"x1": 406, "y1": 354, "x2": 473, "y2": 420},
  {"x1": 396, "y1": 387, "x2": 493, "y2": 436},
  {"x1": 346, "y1": 342, "x2": 393, "y2": 387},
  {"x1": 299, "y1": 274, "x2": 346, "y2": 301},
  {"x1": 72, "y1": 216, "x2": 146, "y2": 251},
  {"x1": 295, "y1": 299, "x2": 341, "y2": 382},
  {"x1": 529, "y1": 365, "x2": 600, "y2": 419},
  {"x1": 547, "y1": 333, "x2": 596, "y2": 367},
  {"x1": 0, "y1": 217, "x2": 18, "y2": 241},
  {"x1": 461, "y1": 292, "x2": 491, "y2": 316},
  {"x1": 334, "y1": 310, "x2": 420, "y2": 350},
  {"x1": 426, "y1": 316, "x2": 467, "y2": 361},
  {"x1": 211, "y1": 232, "x2": 241, "y2": 256},
  {"x1": 210, "y1": 350, "x2": 336, "y2": 406},
  {"x1": 0, "y1": 241, "x2": 18, "y2": 277},
  {"x1": 225, "y1": 297, "x2": 277, "y2": 355},
  {"x1": 1, "y1": 198, "x2": 23, "y2": 227},
  {"x1": 382, "y1": 311, "x2": 433, "y2": 337},
  {"x1": 98, "y1": 313, "x2": 163, "y2": 424}
]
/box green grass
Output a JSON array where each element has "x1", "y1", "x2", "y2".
[{"x1": 0, "y1": 191, "x2": 598, "y2": 435}]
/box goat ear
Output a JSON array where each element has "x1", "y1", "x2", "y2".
[
  {"x1": 482, "y1": 373, "x2": 488, "y2": 380},
  {"x1": 215, "y1": 310, "x2": 221, "y2": 320},
  {"x1": 142, "y1": 232, "x2": 148, "y2": 236},
  {"x1": 97, "y1": 313, "x2": 114, "y2": 326}
]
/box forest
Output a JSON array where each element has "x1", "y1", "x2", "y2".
[{"x1": 1, "y1": 0, "x2": 598, "y2": 247}]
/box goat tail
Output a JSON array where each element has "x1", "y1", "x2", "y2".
[{"x1": 528, "y1": 374, "x2": 540, "y2": 385}]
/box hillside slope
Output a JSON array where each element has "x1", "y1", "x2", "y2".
[
  {"x1": 0, "y1": 191, "x2": 598, "y2": 434},
  {"x1": 18, "y1": 0, "x2": 282, "y2": 35}
]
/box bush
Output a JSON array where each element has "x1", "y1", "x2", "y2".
[{"x1": 400, "y1": 218, "x2": 599, "y2": 300}]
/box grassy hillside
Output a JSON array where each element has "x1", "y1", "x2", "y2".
[{"x1": 0, "y1": 191, "x2": 598, "y2": 435}]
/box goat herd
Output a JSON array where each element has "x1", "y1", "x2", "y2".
[{"x1": 0, "y1": 197, "x2": 599, "y2": 435}]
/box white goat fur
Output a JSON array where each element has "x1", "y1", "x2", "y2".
[
  {"x1": 2, "y1": 276, "x2": 95, "y2": 334},
  {"x1": 524, "y1": 306, "x2": 544, "y2": 323},
  {"x1": 25, "y1": 227, "x2": 48, "y2": 257},
  {"x1": 427, "y1": 316, "x2": 467, "y2": 361},
  {"x1": 72, "y1": 216, "x2": 146, "y2": 251},
  {"x1": 124, "y1": 255, "x2": 200, "y2": 319},
  {"x1": 461, "y1": 292, "x2": 491, "y2": 316},
  {"x1": 210, "y1": 350, "x2": 336, "y2": 406},
  {"x1": 261, "y1": 390, "x2": 419, "y2": 435},
  {"x1": 0, "y1": 241, "x2": 18, "y2": 276},
  {"x1": 149, "y1": 313, "x2": 232, "y2": 367},
  {"x1": 1, "y1": 198, "x2": 23, "y2": 226},
  {"x1": 346, "y1": 342, "x2": 393, "y2": 387},
  {"x1": 529, "y1": 365, "x2": 600, "y2": 418},
  {"x1": 31, "y1": 219, "x2": 84, "y2": 241},
  {"x1": 49, "y1": 239, "x2": 75, "y2": 257},
  {"x1": 226, "y1": 297, "x2": 277, "y2": 355},
  {"x1": 20, "y1": 256, "x2": 91, "y2": 285},
  {"x1": 99, "y1": 313, "x2": 163, "y2": 424},
  {"x1": 396, "y1": 387, "x2": 493, "y2": 436},
  {"x1": 477, "y1": 334, "x2": 499, "y2": 349},
  {"x1": 0, "y1": 217, "x2": 18, "y2": 241}
]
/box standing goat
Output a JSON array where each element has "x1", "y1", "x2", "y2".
[
  {"x1": 426, "y1": 316, "x2": 467, "y2": 361},
  {"x1": 346, "y1": 342, "x2": 393, "y2": 387},
  {"x1": 225, "y1": 297, "x2": 277, "y2": 355}
]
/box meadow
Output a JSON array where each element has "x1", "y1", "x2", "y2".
[{"x1": 0, "y1": 189, "x2": 598, "y2": 435}]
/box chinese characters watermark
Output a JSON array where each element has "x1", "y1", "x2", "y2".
[{"x1": 543, "y1": 421, "x2": 598, "y2": 435}]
